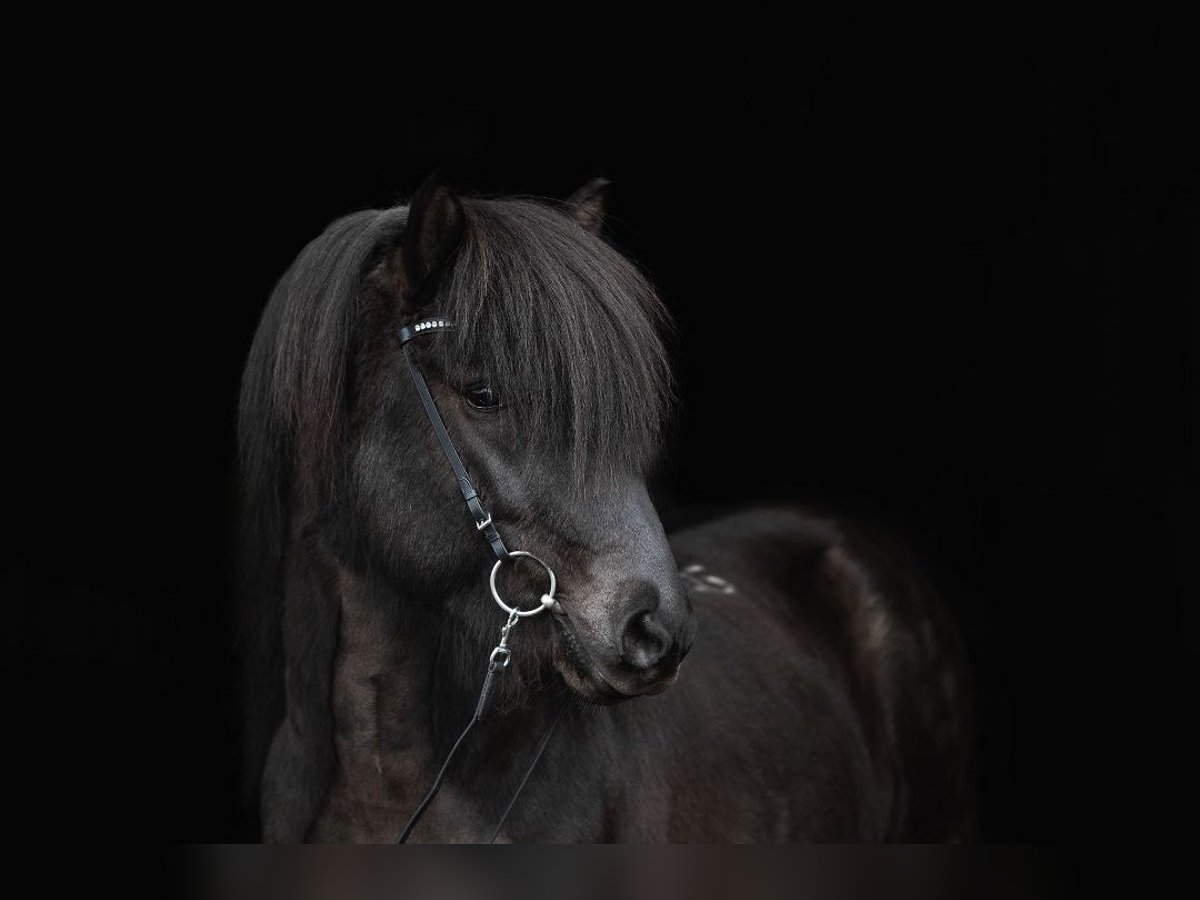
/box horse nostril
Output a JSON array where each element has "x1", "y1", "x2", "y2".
[{"x1": 621, "y1": 610, "x2": 671, "y2": 671}]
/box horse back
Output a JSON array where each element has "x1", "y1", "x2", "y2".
[{"x1": 665, "y1": 508, "x2": 974, "y2": 841}]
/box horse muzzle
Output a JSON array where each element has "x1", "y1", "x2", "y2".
[{"x1": 550, "y1": 580, "x2": 696, "y2": 702}]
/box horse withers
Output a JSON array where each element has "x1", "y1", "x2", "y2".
[{"x1": 238, "y1": 178, "x2": 973, "y2": 841}]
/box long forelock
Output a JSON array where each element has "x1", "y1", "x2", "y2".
[{"x1": 426, "y1": 198, "x2": 673, "y2": 478}]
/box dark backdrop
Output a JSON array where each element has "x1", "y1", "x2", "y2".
[{"x1": 5, "y1": 20, "x2": 1194, "y2": 842}]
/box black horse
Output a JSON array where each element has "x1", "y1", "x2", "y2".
[{"x1": 239, "y1": 179, "x2": 973, "y2": 841}]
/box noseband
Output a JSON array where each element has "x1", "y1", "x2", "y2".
[{"x1": 395, "y1": 317, "x2": 569, "y2": 843}]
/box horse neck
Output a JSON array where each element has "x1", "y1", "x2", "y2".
[
  {"x1": 314, "y1": 551, "x2": 551, "y2": 840},
  {"x1": 327, "y1": 560, "x2": 469, "y2": 765}
]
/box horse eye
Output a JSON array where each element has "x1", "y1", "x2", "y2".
[{"x1": 464, "y1": 383, "x2": 500, "y2": 411}]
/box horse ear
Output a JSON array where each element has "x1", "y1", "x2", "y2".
[
  {"x1": 565, "y1": 177, "x2": 610, "y2": 235},
  {"x1": 399, "y1": 175, "x2": 464, "y2": 305}
]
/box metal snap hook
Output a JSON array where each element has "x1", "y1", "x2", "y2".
[
  {"x1": 490, "y1": 550, "x2": 556, "y2": 618},
  {"x1": 488, "y1": 646, "x2": 512, "y2": 668}
]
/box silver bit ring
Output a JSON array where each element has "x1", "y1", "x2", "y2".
[{"x1": 490, "y1": 551, "x2": 557, "y2": 618}]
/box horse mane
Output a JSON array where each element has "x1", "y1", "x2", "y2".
[
  {"x1": 425, "y1": 198, "x2": 672, "y2": 477},
  {"x1": 236, "y1": 193, "x2": 672, "y2": 823},
  {"x1": 236, "y1": 208, "x2": 394, "y2": 814}
]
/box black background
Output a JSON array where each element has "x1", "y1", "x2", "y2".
[{"x1": 5, "y1": 13, "x2": 1194, "y2": 843}]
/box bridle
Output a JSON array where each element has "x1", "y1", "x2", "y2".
[
  {"x1": 394, "y1": 316, "x2": 570, "y2": 843},
  {"x1": 396, "y1": 317, "x2": 511, "y2": 561}
]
